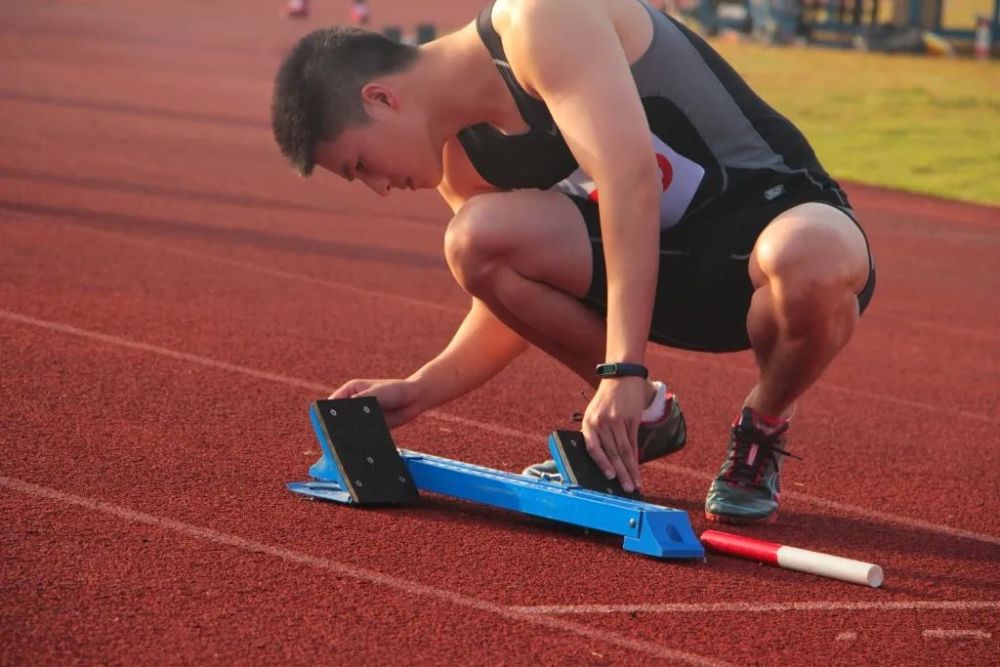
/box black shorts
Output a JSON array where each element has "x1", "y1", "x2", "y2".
[{"x1": 570, "y1": 173, "x2": 877, "y2": 353}]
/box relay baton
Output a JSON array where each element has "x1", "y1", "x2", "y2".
[{"x1": 701, "y1": 530, "x2": 884, "y2": 588}]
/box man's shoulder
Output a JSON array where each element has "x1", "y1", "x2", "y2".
[{"x1": 492, "y1": 0, "x2": 606, "y2": 37}]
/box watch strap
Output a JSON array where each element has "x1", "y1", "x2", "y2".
[{"x1": 595, "y1": 362, "x2": 649, "y2": 379}]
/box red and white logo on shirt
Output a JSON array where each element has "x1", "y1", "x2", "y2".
[{"x1": 553, "y1": 133, "x2": 704, "y2": 229}]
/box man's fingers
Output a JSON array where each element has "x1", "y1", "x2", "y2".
[
  {"x1": 329, "y1": 379, "x2": 366, "y2": 399},
  {"x1": 582, "y1": 425, "x2": 616, "y2": 480},
  {"x1": 619, "y1": 421, "x2": 642, "y2": 492},
  {"x1": 594, "y1": 424, "x2": 632, "y2": 493},
  {"x1": 609, "y1": 422, "x2": 637, "y2": 493},
  {"x1": 584, "y1": 422, "x2": 638, "y2": 493}
]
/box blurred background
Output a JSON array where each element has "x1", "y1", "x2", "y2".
[
  {"x1": 2, "y1": 0, "x2": 997, "y2": 209},
  {"x1": 276, "y1": 0, "x2": 1000, "y2": 205}
]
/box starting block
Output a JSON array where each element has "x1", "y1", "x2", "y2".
[{"x1": 288, "y1": 398, "x2": 703, "y2": 559}]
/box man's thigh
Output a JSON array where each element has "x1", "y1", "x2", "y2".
[
  {"x1": 448, "y1": 189, "x2": 595, "y2": 298},
  {"x1": 573, "y1": 189, "x2": 760, "y2": 352}
]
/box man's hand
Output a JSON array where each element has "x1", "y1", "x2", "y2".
[
  {"x1": 581, "y1": 376, "x2": 646, "y2": 493},
  {"x1": 329, "y1": 378, "x2": 421, "y2": 428}
]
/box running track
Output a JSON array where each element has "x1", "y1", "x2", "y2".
[{"x1": 2, "y1": 1, "x2": 998, "y2": 665}]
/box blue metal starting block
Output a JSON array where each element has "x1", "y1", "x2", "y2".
[{"x1": 288, "y1": 398, "x2": 703, "y2": 559}]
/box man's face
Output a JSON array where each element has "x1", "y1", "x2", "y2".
[{"x1": 314, "y1": 107, "x2": 442, "y2": 196}]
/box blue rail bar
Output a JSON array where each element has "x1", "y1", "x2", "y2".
[
  {"x1": 289, "y1": 399, "x2": 703, "y2": 559},
  {"x1": 290, "y1": 445, "x2": 703, "y2": 559}
]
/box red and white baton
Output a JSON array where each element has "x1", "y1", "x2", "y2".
[{"x1": 701, "y1": 530, "x2": 884, "y2": 588}]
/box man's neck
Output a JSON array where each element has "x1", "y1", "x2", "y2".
[{"x1": 413, "y1": 23, "x2": 518, "y2": 141}]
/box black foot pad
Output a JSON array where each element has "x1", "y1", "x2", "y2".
[
  {"x1": 550, "y1": 430, "x2": 642, "y2": 499},
  {"x1": 310, "y1": 398, "x2": 419, "y2": 505}
]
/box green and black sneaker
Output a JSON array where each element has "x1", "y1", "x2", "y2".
[
  {"x1": 522, "y1": 383, "x2": 686, "y2": 481},
  {"x1": 704, "y1": 407, "x2": 801, "y2": 525}
]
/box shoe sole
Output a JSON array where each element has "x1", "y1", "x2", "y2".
[{"x1": 703, "y1": 509, "x2": 778, "y2": 526}]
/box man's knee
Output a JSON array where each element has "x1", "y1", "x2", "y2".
[
  {"x1": 444, "y1": 194, "x2": 513, "y2": 294},
  {"x1": 752, "y1": 206, "x2": 870, "y2": 332}
]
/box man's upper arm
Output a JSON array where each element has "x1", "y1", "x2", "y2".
[
  {"x1": 501, "y1": 0, "x2": 658, "y2": 188},
  {"x1": 437, "y1": 136, "x2": 499, "y2": 214}
]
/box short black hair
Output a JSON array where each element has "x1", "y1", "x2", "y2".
[{"x1": 271, "y1": 27, "x2": 419, "y2": 176}]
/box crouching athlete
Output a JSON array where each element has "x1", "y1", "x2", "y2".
[{"x1": 270, "y1": 0, "x2": 876, "y2": 524}]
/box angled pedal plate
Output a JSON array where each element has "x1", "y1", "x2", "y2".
[
  {"x1": 288, "y1": 398, "x2": 418, "y2": 505},
  {"x1": 548, "y1": 429, "x2": 642, "y2": 499}
]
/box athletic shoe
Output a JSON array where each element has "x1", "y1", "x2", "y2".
[
  {"x1": 704, "y1": 407, "x2": 800, "y2": 525},
  {"x1": 522, "y1": 382, "x2": 686, "y2": 482},
  {"x1": 636, "y1": 384, "x2": 687, "y2": 463}
]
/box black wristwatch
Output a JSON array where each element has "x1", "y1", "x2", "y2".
[{"x1": 595, "y1": 362, "x2": 649, "y2": 379}]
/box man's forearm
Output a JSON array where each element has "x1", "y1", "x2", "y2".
[
  {"x1": 407, "y1": 298, "x2": 529, "y2": 411},
  {"x1": 600, "y1": 170, "x2": 661, "y2": 364}
]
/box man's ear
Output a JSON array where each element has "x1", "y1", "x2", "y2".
[{"x1": 360, "y1": 82, "x2": 400, "y2": 115}]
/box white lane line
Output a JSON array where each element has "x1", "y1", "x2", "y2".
[
  {"x1": 803, "y1": 382, "x2": 998, "y2": 425},
  {"x1": 0, "y1": 310, "x2": 329, "y2": 393},
  {"x1": 507, "y1": 601, "x2": 1000, "y2": 615},
  {"x1": 47, "y1": 224, "x2": 460, "y2": 315},
  {"x1": 0, "y1": 475, "x2": 729, "y2": 667},
  {"x1": 168, "y1": 250, "x2": 458, "y2": 315},
  {"x1": 0, "y1": 310, "x2": 535, "y2": 443},
  {"x1": 772, "y1": 491, "x2": 1000, "y2": 547},
  {"x1": 835, "y1": 631, "x2": 857, "y2": 641},
  {"x1": 651, "y1": 458, "x2": 1000, "y2": 548},
  {"x1": 921, "y1": 629, "x2": 992, "y2": 640},
  {"x1": 8, "y1": 220, "x2": 999, "y2": 426},
  {"x1": 3, "y1": 308, "x2": 1000, "y2": 549}
]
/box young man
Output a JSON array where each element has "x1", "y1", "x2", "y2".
[{"x1": 270, "y1": 0, "x2": 875, "y2": 524}]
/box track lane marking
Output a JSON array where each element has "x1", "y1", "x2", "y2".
[
  {"x1": 3, "y1": 308, "x2": 999, "y2": 550},
  {"x1": 0, "y1": 475, "x2": 729, "y2": 667},
  {"x1": 2, "y1": 218, "x2": 997, "y2": 426},
  {"x1": 921, "y1": 629, "x2": 992, "y2": 640},
  {"x1": 506, "y1": 601, "x2": 1000, "y2": 615}
]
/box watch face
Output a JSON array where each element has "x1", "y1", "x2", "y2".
[{"x1": 596, "y1": 363, "x2": 646, "y2": 379}]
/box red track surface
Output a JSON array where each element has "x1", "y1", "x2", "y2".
[{"x1": 2, "y1": 1, "x2": 998, "y2": 665}]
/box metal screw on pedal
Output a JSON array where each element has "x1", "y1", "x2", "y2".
[
  {"x1": 355, "y1": 480, "x2": 363, "y2": 487},
  {"x1": 363, "y1": 406, "x2": 370, "y2": 414},
  {"x1": 366, "y1": 456, "x2": 374, "y2": 464},
  {"x1": 629, "y1": 518, "x2": 636, "y2": 528},
  {"x1": 330, "y1": 409, "x2": 337, "y2": 417},
  {"x1": 398, "y1": 476, "x2": 407, "y2": 483}
]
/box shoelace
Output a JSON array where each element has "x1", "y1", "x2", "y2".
[{"x1": 724, "y1": 422, "x2": 802, "y2": 486}]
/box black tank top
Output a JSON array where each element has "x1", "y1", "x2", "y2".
[{"x1": 457, "y1": 0, "x2": 846, "y2": 226}]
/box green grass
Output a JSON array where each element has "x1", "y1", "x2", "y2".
[{"x1": 711, "y1": 41, "x2": 1000, "y2": 205}]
